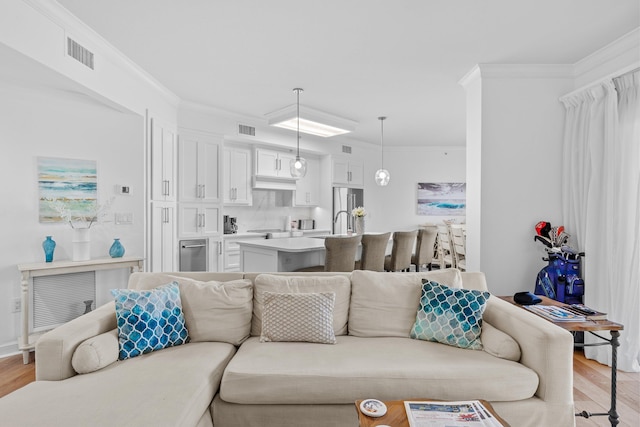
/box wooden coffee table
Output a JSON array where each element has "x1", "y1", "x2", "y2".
[{"x1": 355, "y1": 399, "x2": 510, "y2": 427}]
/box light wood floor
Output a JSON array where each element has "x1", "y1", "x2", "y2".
[{"x1": 0, "y1": 350, "x2": 638, "y2": 426}]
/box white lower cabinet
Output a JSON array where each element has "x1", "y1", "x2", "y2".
[
  {"x1": 208, "y1": 237, "x2": 223, "y2": 272},
  {"x1": 223, "y1": 235, "x2": 265, "y2": 272}
]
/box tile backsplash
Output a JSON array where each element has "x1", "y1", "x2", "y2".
[{"x1": 225, "y1": 190, "x2": 314, "y2": 232}]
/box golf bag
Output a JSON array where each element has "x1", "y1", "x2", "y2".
[
  {"x1": 534, "y1": 250, "x2": 584, "y2": 304},
  {"x1": 533, "y1": 221, "x2": 584, "y2": 304}
]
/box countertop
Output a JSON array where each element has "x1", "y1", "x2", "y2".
[
  {"x1": 223, "y1": 229, "x2": 331, "y2": 240},
  {"x1": 235, "y1": 237, "x2": 326, "y2": 252}
]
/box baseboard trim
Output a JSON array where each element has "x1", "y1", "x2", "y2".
[{"x1": 0, "y1": 342, "x2": 21, "y2": 359}]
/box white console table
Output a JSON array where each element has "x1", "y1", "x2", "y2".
[{"x1": 17, "y1": 256, "x2": 144, "y2": 364}]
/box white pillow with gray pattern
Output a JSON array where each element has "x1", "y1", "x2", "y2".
[{"x1": 260, "y1": 292, "x2": 337, "y2": 344}]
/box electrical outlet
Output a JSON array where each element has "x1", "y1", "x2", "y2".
[{"x1": 12, "y1": 298, "x2": 21, "y2": 313}]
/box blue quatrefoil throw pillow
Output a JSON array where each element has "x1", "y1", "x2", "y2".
[
  {"x1": 410, "y1": 279, "x2": 490, "y2": 350},
  {"x1": 112, "y1": 282, "x2": 189, "y2": 360}
]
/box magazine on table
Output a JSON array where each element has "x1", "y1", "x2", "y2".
[
  {"x1": 524, "y1": 304, "x2": 585, "y2": 321},
  {"x1": 404, "y1": 400, "x2": 505, "y2": 427}
]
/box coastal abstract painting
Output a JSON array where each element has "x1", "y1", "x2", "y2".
[
  {"x1": 38, "y1": 157, "x2": 97, "y2": 222},
  {"x1": 417, "y1": 182, "x2": 466, "y2": 216}
]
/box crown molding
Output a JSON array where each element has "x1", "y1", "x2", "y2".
[
  {"x1": 476, "y1": 64, "x2": 574, "y2": 79},
  {"x1": 24, "y1": 0, "x2": 180, "y2": 108},
  {"x1": 574, "y1": 27, "x2": 640, "y2": 80},
  {"x1": 179, "y1": 100, "x2": 264, "y2": 124},
  {"x1": 459, "y1": 63, "x2": 574, "y2": 87},
  {"x1": 458, "y1": 65, "x2": 481, "y2": 88},
  {"x1": 386, "y1": 145, "x2": 465, "y2": 153}
]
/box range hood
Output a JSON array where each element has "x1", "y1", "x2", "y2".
[{"x1": 252, "y1": 175, "x2": 297, "y2": 191}]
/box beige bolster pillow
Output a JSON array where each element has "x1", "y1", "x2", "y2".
[
  {"x1": 71, "y1": 329, "x2": 119, "y2": 374},
  {"x1": 481, "y1": 322, "x2": 521, "y2": 361}
]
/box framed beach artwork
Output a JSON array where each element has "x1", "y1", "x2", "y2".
[
  {"x1": 417, "y1": 182, "x2": 466, "y2": 216},
  {"x1": 38, "y1": 157, "x2": 97, "y2": 223}
]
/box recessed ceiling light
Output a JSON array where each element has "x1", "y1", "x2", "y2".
[{"x1": 266, "y1": 104, "x2": 357, "y2": 138}]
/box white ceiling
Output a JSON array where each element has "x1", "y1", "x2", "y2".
[{"x1": 56, "y1": 0, "x2": 639, "y2": 147}]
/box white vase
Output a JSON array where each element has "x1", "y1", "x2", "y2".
[
  {"x1": 72, "y1": 228, "x2": 91, "y2": 261},
  {"x1": 355, "y1": 217, "x2": 365, "y2": 235}
]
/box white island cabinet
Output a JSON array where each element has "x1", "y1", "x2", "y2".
[{"x1": 237, "y1": 237, "x2": 326, "y2": 272}]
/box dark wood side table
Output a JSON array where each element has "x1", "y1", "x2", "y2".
[
  {"x1": 355, "y1": 399, "x2": 510, "y2": 427},
  {"x1": 500, "y1": 296, "x2": 624, "y2": 426}
]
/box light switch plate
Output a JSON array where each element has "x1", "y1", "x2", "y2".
[{"x1": 115, "y1": 213, "x2": 133, "y2": 225}]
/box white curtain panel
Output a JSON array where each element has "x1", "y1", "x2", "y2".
[{"x1": 561, "y1": 71, "x2": 640, "y2": 373}]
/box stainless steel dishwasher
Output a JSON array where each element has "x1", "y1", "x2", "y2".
[{"x1": 179, "y1": 239, "x2": 208, "y2": 271}]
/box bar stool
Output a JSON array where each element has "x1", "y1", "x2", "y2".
[
  {"x1": 296, "y1": 235, "x2": 362, "y2": 272},
  {"x1": 436, "y1": 225, "x2": 455, "y2": 269},
  {"x1": 356, "y1": 232, "x2": 392, "y2": 272},
  {"x1": 450, "y1": 224, "x2": 466, "y2": 271},
  {"x1": 411, "y1": 226, "x2": 438, "y2": 272},
  {"x1": 384, "y1": 230, "x2": 418, "y2": 272}
]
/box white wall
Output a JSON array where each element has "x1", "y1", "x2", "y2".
[
  {"x1": 0, "y1": 0, "x2": 178, "y2": 120},
  {"x1": 462, "y1": 66, "x2": 574, "y2": 296},
  {"x1": 364, "y1": 146, "x2": 466, "y2": 233},
  {"x1": 0, "y1": 83, "x2": 144, "y2": 356},
  {"x1": 461, "y1": 67, "x2": 482, "y2": 272}
]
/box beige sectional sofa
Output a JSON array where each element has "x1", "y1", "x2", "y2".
[{"x1": 0, "y1": 269, "x2": 576, "y2": 427}]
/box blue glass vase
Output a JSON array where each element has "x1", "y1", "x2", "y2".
[
  {"x1": 109, "y1": 238, "x2": 125, "y2": 258},
  {"x1": 42, "y1": 236, "x2": 56, "y2": 262}
]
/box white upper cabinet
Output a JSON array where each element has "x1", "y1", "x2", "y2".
[
  {"x1": 255, "y1": 148, "x2": 297, "y2": 178},
  {"x1": 295, "y1": 156, "x2": 321, "y2": 206},
  {"x1": 178, "y1": 131, "x2": 221, "y2": 203},
  {"x1": 150, "y1": 118, "x2": 177, "y2": 201},
  {"x1": 332, "y1": 157, "x2": 364, "y2": 187},
  {"x1": 223, "y1": 145, "x2": 252, "y2": 205}
]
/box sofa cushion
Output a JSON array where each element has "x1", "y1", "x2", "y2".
[
  {"x1": 481, "y1": 322, "x2": 521, "y2": 361},
  {"x1": 349, "y1": 269, "x2": 462, "y2": 338},
  {"x1": 252, "y1": 274, "x2": 351, "y2": 336},
  {"x1": 112, "y1": 282, "x2": 189, "y2": 360},
  {"x1": 220, "y1": 336, "x2": 539, "y2": 405},
  {"x1": 125, "y1": 273, "x2": 253, "y2": 345},
  {"x1": 260, "y1": 292, "x2": 336, "y2": 344},
  {"x1": 71, "y1": 329, "x2": 119, "y2": 374},
  {"x1": 410, "y1": 280, "x2": 490, "y2": 350},
  {"x1": 0, "y1": 342, "x2": 236, "y2": 427},
  {"x1": 178, "y1": 278, "x2": 253, "y2": 345}
]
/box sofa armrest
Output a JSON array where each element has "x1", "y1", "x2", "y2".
[
  {"x1": 483, "y1": 297, "x2": 574, "y2": 404},
  {"x1": 35, "y1": 301, "x2": 117, "y2": 381}
]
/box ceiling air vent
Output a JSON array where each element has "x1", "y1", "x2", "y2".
[
  {"x1": 67, "y1": 37, "x2": 94, "y2": 70},
  {"x1": 238, "y1": 124, "x2": 256, "y2": 137},
  {"x1": 342, "y1": 145, "x2": 352, "y2": 154}
]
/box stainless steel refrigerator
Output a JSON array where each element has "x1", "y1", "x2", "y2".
[{"x1": 332, "y1": 187, "x2": 364, "y2": 234}]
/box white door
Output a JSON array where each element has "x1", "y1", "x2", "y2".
[
  {"x1": 200, "y1": 141, "x2": 220, "y2": 203},
  {"x1": 178, "y1": 203, "x2": 200, "y2": 238},
  {"x1": 178, "y1": 137, "x2": 199, "y2": 202},
  {"x1": 201, "y1": 204, "x2": 220, "y2": 236},
  {"x1": 151, "y1": 203, "x2": 175, "y2": 271},
  {"x1": 348, "y1": 160, "x2": 364, "y2": 186},
  {"x1": 151, "y1": 119, "x2": 177, "y2": 201},
  {"x1": 255, "y1": 149, "x2": 279, "y2": 177},
  {"x1": 332, "y1": 158, "x2": 350, "y2": 185}
]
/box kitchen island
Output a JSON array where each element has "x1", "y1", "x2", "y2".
[{"x1": 237, "y1": 237, "x2": 326, "y2": 272}]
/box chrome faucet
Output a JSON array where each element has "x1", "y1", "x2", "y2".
[{"x1": 333, "y1": 210, "x2": 349, "y2": 223}]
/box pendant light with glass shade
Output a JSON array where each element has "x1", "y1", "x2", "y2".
[
  {"x1": 374, "y1": 116, "x2": 390, "y2": 186},
  {"x1": 289, "y1": 88, "x2": 307, "y2": 178}
]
